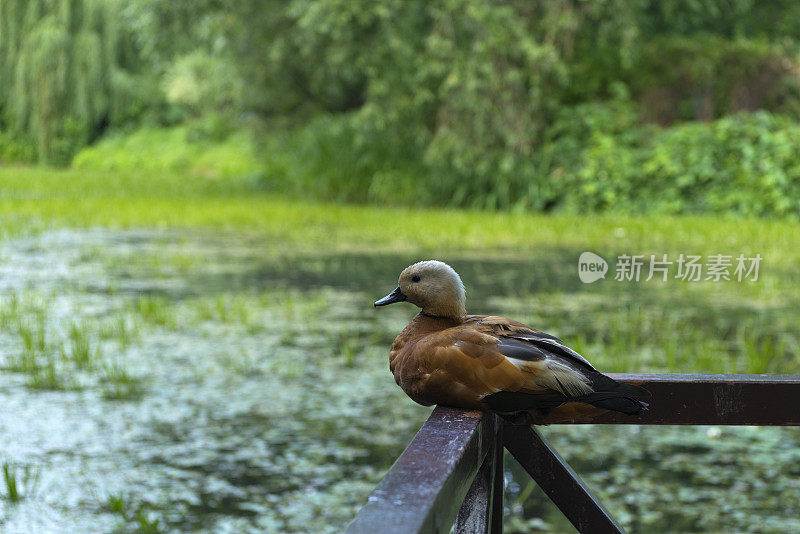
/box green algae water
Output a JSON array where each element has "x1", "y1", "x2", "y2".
[{"x1": 0, "y1": 229, "x2": 797, "y2": 533}]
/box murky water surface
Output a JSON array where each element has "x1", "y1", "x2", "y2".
[{"x1": 0, "y1": 230, "x2": 797, "y2": 533}]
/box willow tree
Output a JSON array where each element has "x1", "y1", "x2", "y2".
[{"x1": 0, "y1": 0, "x2": 122, "y2": 164}]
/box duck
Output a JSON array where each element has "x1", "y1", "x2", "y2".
[{"x1": 374, "y1": 260, "x2": 650, "y2": 424}]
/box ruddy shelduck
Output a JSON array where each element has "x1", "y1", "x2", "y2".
[{"x1": 375, "y1": 260, "x2": 650, "y2": 424}]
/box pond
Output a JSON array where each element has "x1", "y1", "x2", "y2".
[{"x1": 0, "y1": 229, "x2": 797, "y2": 533}]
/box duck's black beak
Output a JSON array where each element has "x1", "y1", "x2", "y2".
[{"x1": 374, "y1": 286, "x2": 407, "y2": 307}]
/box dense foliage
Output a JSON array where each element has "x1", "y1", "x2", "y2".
[
  {"x1": 2, "y1": 0, "x2": 800, "y2": 215},
  {"x1": 0, "y1": 0, "x2": 160, "y2": 164}
]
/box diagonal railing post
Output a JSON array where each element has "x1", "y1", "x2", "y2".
[
  {"x1": 490, "y1": 421, "x2": 504, "y2": 534},
  {"x1": 503, "y1": 424, "x2": 624, "y2": 534},
  {"x1": 455, "y1": 415, "x2": 504, "y2": 533}
]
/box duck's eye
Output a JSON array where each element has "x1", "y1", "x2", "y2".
[{"x1": 411, "y1": 275, "x2": 421, "y2": 283}]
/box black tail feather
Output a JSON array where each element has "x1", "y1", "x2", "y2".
[
  {"x1": 592, "y1": 396, "x2": 648, "y2": 415},
  {"x1": 584, "y1": 375, "x2": 650, "y2": 414},
  {"x1": 484, "y1": 376, "x2": 651, "y2": 416}
]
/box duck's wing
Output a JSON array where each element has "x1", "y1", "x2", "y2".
[
  {"x1": 456, "y1": 315, "x2": 649, "y2": 417},
  {"x1": 464, "y1": 314, "x2": 597, "y2": 372}
]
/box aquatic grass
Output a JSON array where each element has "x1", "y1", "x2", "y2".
[
  {"x1": 565, "y1": 334, "x2": 590, "y2": 362},
  {"x1": 100, "y1": 361, "x2": 144, "y2": 401},
  {"x1": 115, "y1": 315, "x2": 138, "y2": 348},
  {"x1": 62, "y1": 322, "x2": 98, "y2": 370},
  {"x1": 26, "y1": 356, "x2": 74, "y2": 391},
  {"x1": 97, "y1": 314, "x2": 139, "y2": 349},
  {"x1": 218, "y1": 349, "x2": 261, "y2": 377},
  {"x1": 278, "y1": 331, "x2": 295, "y2": 347},
  {"x1": 101, "y1": 492, "x2": 162, "y2": 533},
  {"x1": 6, "y1": 345, "x2": 40, "y2": 373},
  {"x1": 193, "y1": 300, "x2": 217, "y2": 323},
  {"x1": 245, "y1": 319, "x2": 266, "y2": 335},
  {"x1": 2, "y1": 461, "x2": 19, "y2": 502},
  {"x1": 134, "y1": 295, "x2": 176, "y2": 329},
  {"x1": 280, "y1": 358, "x2": 304, "y2": 379},
  {"x1": 2, "y1": 298, "x2": 90, "y2": 389},
  {"x1": 741, "y1": 328, "x2": 767, "y2": 374},
  {"x1": 0, "y1": 292, "x2": 21, "y2": 329},
  {"x1": 339, "y1": 339, "x2": 357, "y2": 368},
  {"x1": 97, "y1": 314, "x2": 140, "y2": 349},
  {"x1": 6, "y1": 311, "x2": 49, "y2": 373},
  {"x1": 193, "y1": 294, "x2": 254, "y2": 325},
  {"x1": 737, "y1": 328, "x2": 792, "y2": 374},
  {"x1": 104, "y1": 492, "x2": 127, "y2": 517},
  {"x1": 334, "y1": 331, "x2": 361, "y2": 368},
  {"x1": 135, "y1": 510, "x2": 162, "y2": 533},
  {"x1": 231, "y1": 296, "x2": 253, "y2": 325},
  {"x1": 26, "y1": 363, "x2": 60, "y2": 390},
  {"x1": 214, "y1": 295, "x2": 231, "y2": 322},
  {"x1": 2, "y1": 461, "x2": 39, "y2": 503},
  {"x1": 18, "y1": 314, "x2": 48, "y2": 355}
]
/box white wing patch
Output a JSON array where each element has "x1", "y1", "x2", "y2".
[{"x1": 506, "y1": 357, "x2": 593, "y2": 396}]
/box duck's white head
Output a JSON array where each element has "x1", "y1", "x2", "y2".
[{"x1": 374, "y1": 260, "x2": 466, "y2": 318}]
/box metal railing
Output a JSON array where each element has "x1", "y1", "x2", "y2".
[{"x1": 347, "y1": 374, "x2": 800, "y2": 534}]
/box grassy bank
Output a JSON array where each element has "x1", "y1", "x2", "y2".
[{"x1": 1, "y1": 164, "x2": 798, "y2": 254}]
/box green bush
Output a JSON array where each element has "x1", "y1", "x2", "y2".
[
  {"x1": 563, "y1": 111, "x2": 800, "y2": 217},
  {"x1": 72, "y1": 124, "x2": 261, "y2": 179},
  {"x1": 642, "y1": 112, "x2": 800, "y2": 216},
  {"x1": 260, "y1": 107, "x2": 429, "y2": 204},
  {"x1": 258, "y1": 0, "x2": 567, "y2": 210},
  {"x1": 248, "y1": 1, "x2": 800, "y2": 216},
  {"x1": 634, "y1": 35, "x2": 800, "y2": 123},
  {"x1": 0, "y1": 130, "x2": 36, "y2": 164},
  {"x1": 260, "y1": 98, "x2": 800, "y2": 218}
]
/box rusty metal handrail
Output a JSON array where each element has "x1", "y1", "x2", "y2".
[
  {"x1": 347, "y1": 374, "x2": 800, "y2": 534},
  {"x1": 346, "y1": 407, "x2": 500, "y2": 534}
]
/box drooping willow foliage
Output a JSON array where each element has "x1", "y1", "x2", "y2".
[{"x1": 0, "y1": 0, "x2": 124, "y2": 163}]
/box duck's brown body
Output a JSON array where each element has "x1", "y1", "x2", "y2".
[{"x1": 389, "y1": 312, "x2": 648, "y2": 424}]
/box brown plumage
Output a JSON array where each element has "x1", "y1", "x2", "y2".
[{"x1": 374, "y1": 260, "x2": 650, "y2": 425}]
